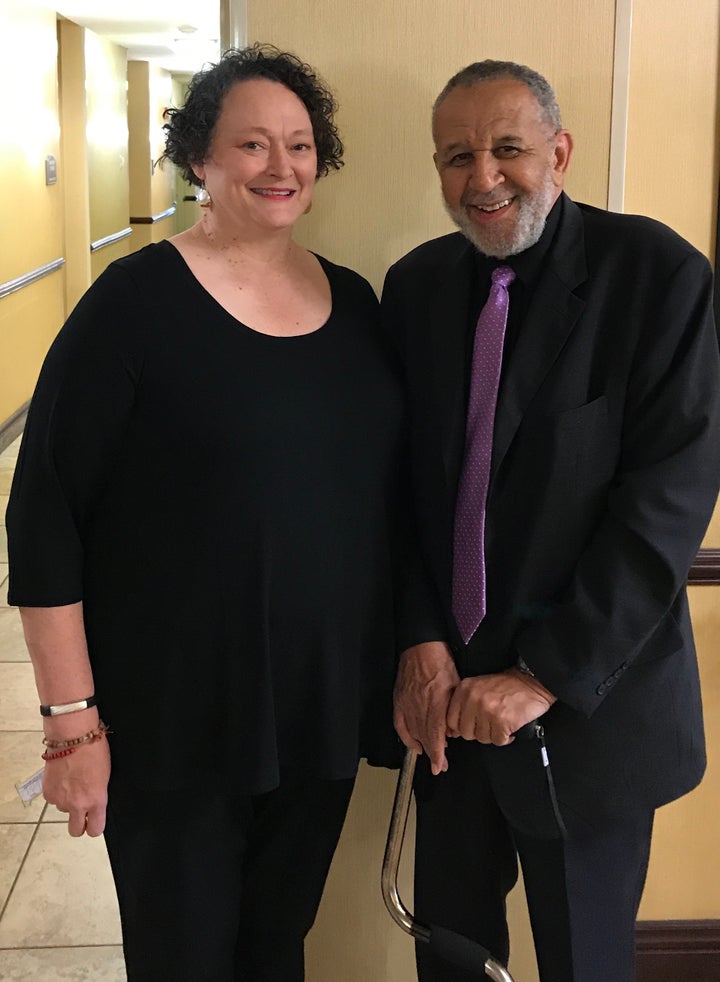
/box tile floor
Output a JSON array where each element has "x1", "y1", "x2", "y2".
[{"x1": 0, "y1": 437, "x2": 127, "y2": 980}]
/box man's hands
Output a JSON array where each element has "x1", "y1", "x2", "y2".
[
  {"x1": 394, "y1": 641, "x2": 460, "y2": 775},
  {"x1": 394, "y1": 647, "x2": 557, "y2": 769},
  {"x1": 446, "y1": 668, "x2": 556, "y2": 747}
]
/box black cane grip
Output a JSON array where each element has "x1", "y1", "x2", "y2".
[
  {"x1": 513, "y1": 720, "x2": 539, "y2": 740},
  {"x1": 429, "y1": 923, "x2": 493, "y2": 974}
]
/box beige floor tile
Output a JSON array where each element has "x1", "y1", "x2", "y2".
[
  {"x1": 0, "y1": 607, "x2": 28, "y2": 662},
  {"x1": 0, "y1": 825, "x2": 121, "y2": 947},
  {"x1": 41, "y1": 803, "x2": 68, "y2": 824},
  {"x1": 0, "y1": 469, "x2": 14, "y2": 495},
  {"x1": 0, "y1": 568, "x2": 8, "y2": 600},
  {"x1": 0, "y1": 825, "x2": 34, "y2": 910},
  {"x1": 0, "y1": 664, "x2": 40, "y2": 731},
  {"x1": 0, "y1": 946, "x2": 126, "y2": 981},
  {"x1": 0, "y1": 494, "x2": 8, "y2": 524},
  {"x1": 0, "y1": 733, "x2": 46, "y2": 823},
  {"x1": 0, "y1": 437, "x2": 21, "y2": 461},
  {"x1": 0, "y1": 529, "x2": 7, "y2": 563}
]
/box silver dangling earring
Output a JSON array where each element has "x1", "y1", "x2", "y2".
[{"x1": 196, "y1": 183, "x2": 211, "y2": 207}]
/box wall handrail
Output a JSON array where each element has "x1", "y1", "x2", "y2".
[
  {"x1": 130, "y1": 202, "x2": 177, "y2": 225},
  {"x1": 0, "y1": 258, "x2": 65, "y2": 300},
  {"x1": 90, "y1": 228, "x2": 133, "y2": 253}
]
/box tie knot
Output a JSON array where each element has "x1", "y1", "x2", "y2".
[{"x1": 491, "y1": 265, "x2": 515, "y2": 289}]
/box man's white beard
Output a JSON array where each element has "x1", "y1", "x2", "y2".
[{"x1": 445, "y1": 180, "x2": 557, "y2": 258}]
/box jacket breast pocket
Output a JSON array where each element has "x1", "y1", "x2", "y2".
[
  {"x1": 555, "y1": 395, "x2": 614, "y2": 493},
  {"x1": 517, "y1": 395, "x2": 613, "y2": 499}
]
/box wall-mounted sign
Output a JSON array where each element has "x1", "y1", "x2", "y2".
[{"x1": 45, "y1": 155, "x2": 57, "y2": 185}]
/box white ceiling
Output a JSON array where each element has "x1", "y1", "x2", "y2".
[{"x1": 53, "y1": 0, "x2": 222, "y2": 74}]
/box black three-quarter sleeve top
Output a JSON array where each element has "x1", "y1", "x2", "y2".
[{"x1": 7, "y1": 241, "x2": 404, "y2": 792}]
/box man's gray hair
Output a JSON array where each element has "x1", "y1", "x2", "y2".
[{"x1": 433, "y1": 60, "x2": 562, "y2": 132}]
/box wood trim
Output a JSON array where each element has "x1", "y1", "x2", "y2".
[
  {"x1": 636, "y1": 919, "x2": 720, "y2": 981},
  {"x1": 689, "y1": 549, "x2": 720, "y2": 585}
]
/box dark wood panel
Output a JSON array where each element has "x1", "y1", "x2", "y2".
[
  {"x1": 636, "y1": 920, "x2": 720, "y2": 982},
  {"x1": 690, "y1": 549, "x2": 720, "y2": 585}
]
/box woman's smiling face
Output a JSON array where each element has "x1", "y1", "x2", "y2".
[{"x1": 193, "y1": 78, "x2": 317, "y2": 234}]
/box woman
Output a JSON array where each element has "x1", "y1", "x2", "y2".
[{"x1": 7, "y1": 45, "x2": 402, "y2": 981}]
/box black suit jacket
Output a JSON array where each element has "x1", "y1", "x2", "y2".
[{"x1": 383, "y1": 195, "x2": 720, "y2": 833}]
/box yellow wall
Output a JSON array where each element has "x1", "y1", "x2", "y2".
[
  {"x1": 128, "y1": 60, "x2": 176, "y2": 249},
  {"x1": 704, "y1": 500, "x2": 720, "y2": 548},
  {"x1": 172, "y1": 76, "x2": 202, "y2": 235},
  {"x1": 128, "y1": 60, "x2": 152, "y2": 222},
  {"x1": 149, "y1": 65, "x2": 175, "y2": 220},
  {"x1": 85, "y1": 31, "x2": 132, "y2": 281},
  {"x1": 639, "y1": 588, "x2": 720, "y2": 920},
  {"x1": 0, "y1": 0, "x2": 65, "y2": 423},
  {"x1": 1, "y1": 6, "x2": 186, "y2": 428},
  {"x1": 58, "y1": 17, "x2": 92, "y2": 314},
  {"x1": 624, "y1": 0, "x2": 719, "y2": 258}
]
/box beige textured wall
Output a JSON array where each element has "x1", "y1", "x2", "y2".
[
  {"x1": 704, "y1": 500, "x2": 720, "y2": 548},
  {"x1": 624, "y1": 0, "x2": 720, "y2": 258},
  {"x1": 638, "y1": 588, "x2": 720, "y2": 920},
  {"x1": 626, "y1": 0, "x2": 720, "y2": 923},
  {"x1": 249, "y1": 0, "x2": 615, "y2": 294}
]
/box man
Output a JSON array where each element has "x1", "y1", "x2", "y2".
[{"x1": 383, "y1": 60, "x2": 720, "y2": 982}]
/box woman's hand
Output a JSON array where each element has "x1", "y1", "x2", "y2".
[
  {"x1": 18, "y1": 603, "x2": 110, "y2": 835},
  {"x1": 43, "y1": 735, "x2": 111, "y2": 837}
]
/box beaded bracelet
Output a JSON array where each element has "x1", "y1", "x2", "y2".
[
  {"x1": 42, "y1": 721, "x2": 110, "y2": 751},
  {"x1": 41, "y1": 746, "x2": 78, "y2": 762}
]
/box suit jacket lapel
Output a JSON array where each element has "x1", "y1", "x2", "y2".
[{"x1": 490, "y1": 197, "x2": 588, "y2": 486}]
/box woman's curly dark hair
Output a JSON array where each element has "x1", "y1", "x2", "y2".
[{"x1": 161, "y1": 44, "x2": 344, "y2": 184}]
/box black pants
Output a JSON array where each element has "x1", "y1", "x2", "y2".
[
  {"x1": 413, "y1": 740, "x2": 653, "y2": 982},
  {"x1": 103, "y1": 772, "x2": 355, "y2": 982}
]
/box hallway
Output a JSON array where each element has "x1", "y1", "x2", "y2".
[{"x1": 0, "y1": 437, "x2": 126, "y2": 980}]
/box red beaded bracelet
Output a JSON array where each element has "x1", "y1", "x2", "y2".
[
  {"x1": 41, "y1": 746, "x2": 78, "y2": 762},
  {"x1": 42, "y1": 721, "x2": 110, "y2": 751}
]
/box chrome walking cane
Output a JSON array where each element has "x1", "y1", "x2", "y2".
[{"x1": 381, "y1": 748, "x2": 516, "y2": 982}]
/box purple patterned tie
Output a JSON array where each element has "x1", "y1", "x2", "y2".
[{"x1": 452, "y1": 265, "x2": 515, "y2": 644}]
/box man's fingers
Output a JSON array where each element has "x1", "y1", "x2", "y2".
[{"x1": 424, "y1": 716, "x2": 449, "y2": 774}]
